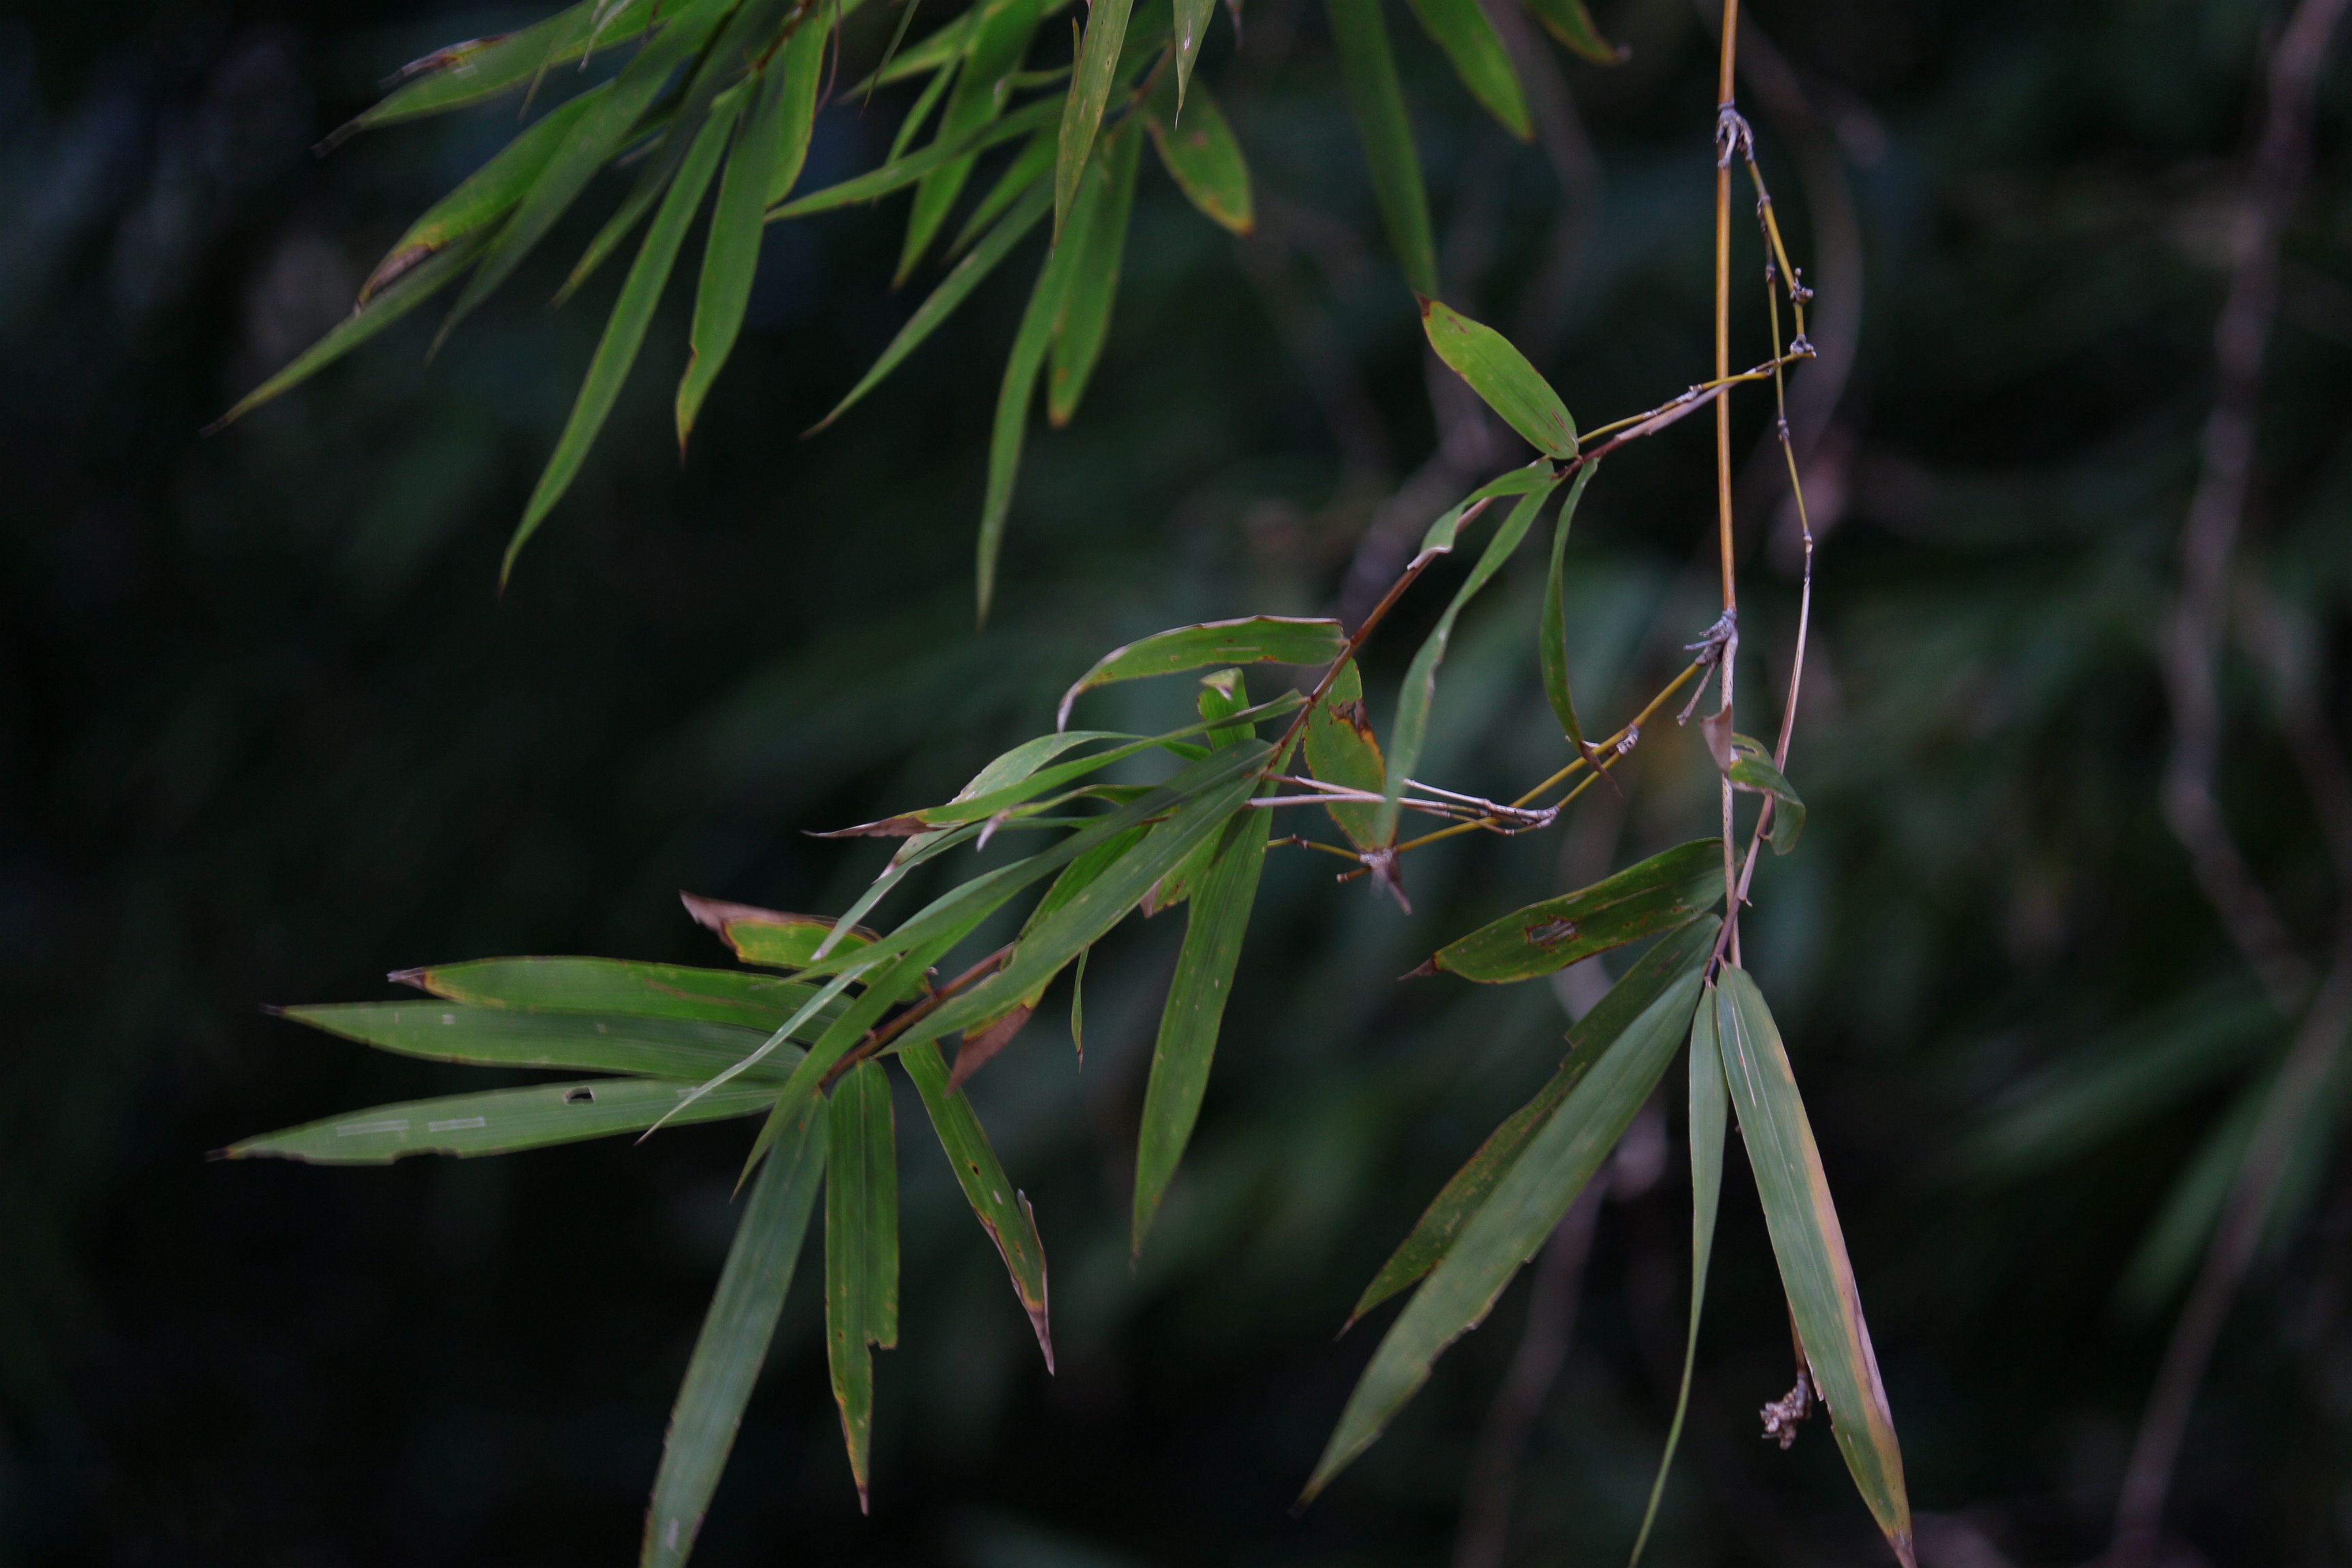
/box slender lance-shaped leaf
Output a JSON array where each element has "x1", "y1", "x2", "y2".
[
  {"x1": 824, "y1": 1060, "x2": 900, "y2": 1510},
  {"x1": 1538, "y1": 463, "x2": 1600, "y2": 752},
  {"x1": 898, "y1": 0, "x2": 1045, "y2": 280},
  {"x1": 1304, "y1": 661, "x2": 1386, "y2": 851},
  {"x1": 979, "y1": 217, "x2": 1079, "y2": 621},
  {"x1": 1424, "y1": 838, "x2": 1722, "y2": 983},
  {"x1": 1130, "y1": 806, "x2": 1272, "y2": 1254},
  {"x1": 1516, "y1": 0, "x2": 1623, "y2": 64},
  {"x1": 1403, "y1": 0, "x2": 1531, "y2": 138},
  {"x1": 640, "y1": 1094, "x2": 828, "y2": 1568},
  {"x1": 1048, "y1": 120, "x2": 1141, "y2": 426},
  {"x1": 1374, "y1": 476, "x2": 1558, "y2": 847},
  {"x1": 1324, "y1": 0, "x2": 1437, "y2": 295},
  {"x1": 505, "y1": 105, "x2": 734, "y2": 583},
  {"x1": 771, "y1": 97, "x2": 1063, "y2": 218},
  {"x1": 682, "y1": 894, "x2": 881, "y2": 970},
  {"x1": 1303, "y1": 960, "x2": 1708, "y2": 1501},
  {"x1": 763, "y1": 5, "x2": 834, "y2": 203},
  {"x1": 679, "y1": 65, "x2": 795, "y2": 446},
  {"x1": 1724, "y1": 734, "x2": 1806, "y2": 853},
  {"x1": 1145, "y1": 78, "x2": 1254, "y2": 234},
  {"x1": 900, "y1": 1037, "x2": 1055, "y2": 1365},
  {"x1": 948, "y1": 129, "x2": 1056, "y2": 256},
  {"x1": 809, "y1": 180, "x2": 1052, "y2": 434},
  {"x1": 1171, "y1": 0, "x2": 1217, "y2": 110},
  {"x1": 210, "y1": 237, "x2": 480, "y2": 427},
  {"x1": 1058, "y1": 616, "x2": 1344, "y2": 728},
  {"x1": 1714, "y1": 966, "x2": 1914, "y2": 1567},
  {"x1": 1053, "y1": 0, "x2": 1136, "y2": 234},
  {"x1": 338, "y1": 0, "x2": 655, "y2": 136},
  {"x1": 1420, "y1": 297, "x2": 1576, "y2": 457},
  {"x1": 1628, "y1": 984, "x2": 1728, "y2": 1568},
  {"x1": 394, "y1": 955, "x2": 840, "y2": 1031},
  {"x1": 1350, "y1": 917, "x2": 1718, "y2": 1324},
  {"x1": 276, "y1": 1002, "x2": 805, "y2": 1083},
  {"x1": 227, "y1": 1077, "x2": 779, "y2": 1164}
]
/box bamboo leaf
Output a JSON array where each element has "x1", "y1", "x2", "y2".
[
  {"x1": 900, "y1": 1037, "x2": 1055, "y2": 1365},
  {"x1": 681, "y1": 894, "x2": 881, "y2": 969},
  {"x1": 1053, "y1": 0, "x2": 1135, "y2": 233},
  {"x1": 1537, "y1": 463, "x2": 1599, "y2": 753},
  {"x1": 1047, "y1": 120, "x2": 1141, "y2": 426},
  {"x1": 824, "y1": 1060, "x2": 899, "y2": 1510},
  {"x1": 1419, "y1": 297, "x2": 1575, "y2": 457},
  {"x1": 226, "y1": 1077, "x2": 777, "y2": 1164},
  {"x1": 1323, "y1": 0, "x2": 1437, "y2": 295},
  {"x1": 1402, "y1": 0, "x2": 1530, "y2": 138},
  {"x1": 505, "y1": 104, "x2": 736, "y2": 583},
  {"x1": 1628, "y1": 982, "x2": 1727, "y2": 1568},
  {"x1": 947, "y1": 130, "x2": 1056, "y2": 256},
  {"x1": 1057, "y1": 616, "x2": 1344, "y2": 728},
  {"x1": 338, "y1": 0, "x2": 655, "y2": 137},
  {"x1": 978, "y1": 225, "x2": 1071, "y2": 620},
  {"x1": 762, "y1": 7, "x2": 834, "y2": 203},
  {"x1": 1723, "y1": 734, "x2": 1806, "y2": 853},
  {"x1": 809, "y1": 180, "x2": 1051, "y2": 434},
  {"x1": 1349, "y1": 917, "x2": 1717, "y2": 1323},
  {"x1": 1303, "y1": 955, "x2": 1707, "y2": 1501},
  {"x1": 677, "y1": 65, "x2": 796, "y2": 447},
  {"x1": 640, "y1": 1092, "x2": 828, "y2": 1568},
  {"x1": 394, "y1": 955, "x2": 842, "y2": 1031},
  {"x1": 1145, "y1": 78, "x2": 1254, "y2": 235},
  {"x1": 275, "y1": 1002, "x2": 805, "y2": 1082},
  {"x1": 1424, "y1": 839, "x2": 1722, "y2": 983},
  {"x1": 1171, "y1": 0, "x2": 1217, "y2": 110},
  {"x1": 1714, "y1": 966, "x2": 1914, "y2": 1567},
  {"x1": 897, "y1": 0, "x2": 1045, "y2": 280},
  {"x1": 1303, "y1": 661, "x2": 1386, "y2": 852},
  {"x1": 1516, "y1": 0, "x2": 1623, "y2": 65},
  {"x1": 770, "y1": 91, "x2": 1063, "y2": 218},
  {"x1": 1130, "y1": 806, "x2": 1272, "y2": 1254}
]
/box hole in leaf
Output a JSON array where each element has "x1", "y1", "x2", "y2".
[{"x1": 563, "y1": 1087, "x2": 596, "y2": 1105}]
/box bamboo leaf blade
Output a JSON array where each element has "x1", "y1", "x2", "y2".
[
  {"x1": 1131, "y1": 806, "x2": 1273, "y2": 1253},
  {"x1": 1426, "y1": 839, "x2": 1723, "y2": 983},
  {"x1": 1323, "y1": 0, "x2": 1437, "y2": 295},
  {"x1": 640, "y1": 1094, "x2": 829, "y2": 1568},
  {"x1": 1714, "y1": 966, "x2": 1913, "y2": 1566},
  {"x1": 762, "y1": 8, "x2": 835, "y2": 203},
  {"x1": 1171, "y1": 0, "x2": 1218, "y2": 109},
  {"x1": 212, "y1": 239, "x2": 481, "y2": 427},
  {"x1": 276, "y1": 1002, "x2": 806, "y2": 1082},
  {"x1": 678, "y1": 66, "x2": 796, "y2": 446},
  {"x1": 1303, "y1": 662, "x2": 1386, "y2": 851},
  {"x1": 227, "y1": 1077, "x2": 778, "y2": 1164},
  {"x1": 342, "y1": 0, "x2": 657, "y2": 135},
  {"x1": 1350, "y1": 917, "x2": 1718, "y2": 1323},
  {"x1": 1057, "y1": 616, "x2": 1344, "y2": 728},
  {"x1": 823, "y1": 1060, "x2": 900, "y2": 1509},
  {"x1": 896, "y1": 0, "x2": 1046, "y2": 280},
  {"x1": 682, "y1": 894, "x2": 881, "y2": 970},
  {"x1": 1419, "y1": 297, "x2": 1575, "y2": 457},
  {"x1": 900, "y1": 1038, "x2": 1054, "y2": 1365},
  {"x1": 1537, "y1": 464, "x2": 1599, "y2": 752},
  {"x1": 978, "y1": 234, "x2": 1071, "y2": 620},
  {"x1": 1725, "y1": 734, "x2": 1806, "y2": 853},
  {"x1": 1516, "y1": 0, "x2": 1622, "y2": 63},
  {"x1": 395, "y1": 955, "x2": 843, "y2": 1030},
  {"x1": 1053, "y1": 0, "x2": 1137, "y2": 233},
  {"x1": 947, "y1": 131, "x2": 1057, "y2": 256},
  {"x1": 1144, "y1": 78, "x2": 1254, "y2": 234},
  {"x1": 770, "y1": 97, "x2": 1063, "y2": 218},
  {"x1": 1048, "y1": 120, "x2": 1143, "y2": 425},
  {"x1": 1304, "y1": 958, "x2": 1708, "y2": 1501},
  {"x1": 1402, "y1": 0, "x2": 1530, "y2": 138}
]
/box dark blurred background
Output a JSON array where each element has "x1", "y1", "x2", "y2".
[{"x1": 7, "y1": 0, "x2": 2352, "y2": 1563}]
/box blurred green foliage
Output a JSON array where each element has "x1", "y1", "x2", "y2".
[{"x1": 5, "y1": 0, "x2": 2352, "y2": 1563}]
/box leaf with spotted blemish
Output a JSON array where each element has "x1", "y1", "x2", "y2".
[
  {"x1": 900, "y1": 1039, "x2": 1054, "y2": 1367},
  {"x1": 1421, "y1": 840, "x2": 1721, "y2": 984}
]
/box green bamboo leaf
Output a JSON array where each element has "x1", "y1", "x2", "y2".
[
  {"x1": 225, "y1": 1077, "x2": 778, "y2": 1164},
  {"x1": 361, "y1": 88, "x2": 606, "y2": 304},
  {"x1": 1419, "y1": 297, "x2": 1576, "y2": 457},
  {"x1": 209, "y1": 238, "x2": 480, "y2": 428},
  {"x1": 1303, "y1": 955, "x2": 1706, "y2": 1501},
  {"x1": 1516, "y1": 0, "x2": 1623, "y2": 64},
  {"x1": 1374, "y1": 473, "x2": 1558, "y2": 849},
  {"x1": 1134, "y1": 674, "x2": 1253, "y2": 916},
  {"x1": 1052, "y1": 0, "x2": 1135, "y2": 233},
  {"x1": 899, "y1": 1037, "x2": 1055, "y2": 1365},
  {"x1": 1714, "y1": 966, "x2": 1914, "y2": 1567},
  {"x1": 858, "y1": 7, "x2": 972, "y2": 90},
  {"x1": 1304, "y1": 662, "x2": 1385, "y2": 852},
  {"x1": 897, "y1": 0, "x2": 1045, "y2": 281},
  {"x1": 1724, "y1": 734, "x2": 1806, "y2": 853},
  {"x1": 1144, "y1": 77, "x2": 1254, "y2": 235},
  {"x1": 504, "y1": 103, "x2": 734, "y2": 583},
  {"x1": 446, "y1": 0, "x2": 734, "y2": 333},
  {"x1": 640, "y1": 1092, "x2": 828, "y2": 1568},
  {"x1": 770, "y1": 97, "x2": 1062, "y2": 218},
  {"x1": 889, "y1": 50, "x2": 961, "y2": 161},
  {"x1": 1424, "y1": 839, "x2": 1723, "y2": 983},
  {"x1": 276, "y1": 1002, "x2": 805, "y2": 1082},
  {"x1": 1048, "y1": 120, "x2": 1142, "y2": 425},
  {"x1": 824, "y1": 1060, "x2": 900, "y2": 1510},
  {"x1": 682, "y1": 894, "x2": 882, "y2": 970},
  {"x1": 1024, "y1": 827, "x2": 1150, "y2": 934},
  {"x1": 1403, "y1": 0, "x2": 1530, "y2": 138},
  {"x1": 1537, "y1": 463, "x2": 1599, "y2": 753},
  {"x1": 762, "y1": 6, "x2": 834, "y2": 203},
  {"x1": 1627, "y1": 982, "x2": 1727, "y2": 1568},
  {"x1": 947, "y1": 130, "x2": 1056, "y2": 256},
  {"x1": 1057, "y1": 616, "x2": 1345, "y2": 728},
  {"x1": 337, "y1": 0, "x2": 655, "y2": 137},
  {"x1": 1130, "y1": 806, "x2": 1272, "y2": 1253},
  {"x1": 551, "y1": 102, "x2": 696, "y2": 309},
  {"x1": 1324, "y1": 0, "x2": 1437, "y2": 295},
  {"x1": 979, "y1": 169, "x2": 1086, "y2": 619},
  {"x1": 677, "y1": 65, "x2": 796, "y2": 447},
  {"x1": 1171, "y1": 0, "x2": 1218, "y2": 110},
  {"x1": 394, "y1": 955, "x2": 840, "y2": 1031},
  {"x1": 1349, "y1": 917, "x2": 1716, "y2": 1323},
  {"x1": 808, "y1": 180, "x2": 1052, "y2": 434}
]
